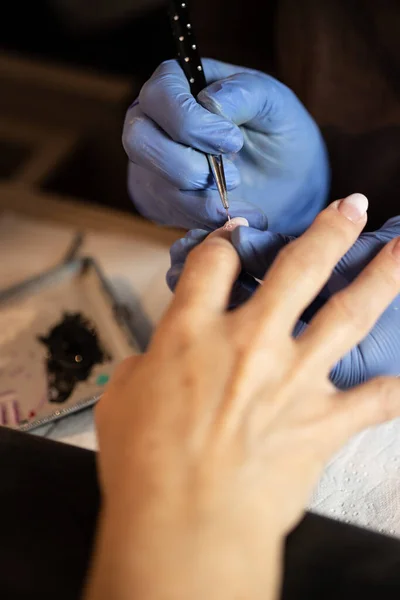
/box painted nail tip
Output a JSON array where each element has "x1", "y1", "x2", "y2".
[
  {"x1": 228, "y1": 217, "x2": 249, "y2": 227},
  {"x1": 347, "y1": 192, "x2": 368, "y2": 203},
  {"x1": 343, "y1": 193, "x2": 368, "y2": 208},
  {"x1": 338, "y1": 193, "x2": 369, "y2": 223}
]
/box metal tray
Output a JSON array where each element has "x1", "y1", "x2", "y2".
[{"x1": 0, "y1": 257, "x2": 140, "y2": 431}]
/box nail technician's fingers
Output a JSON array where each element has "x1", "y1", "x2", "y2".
[
  {"x1": 298, "y1": 237, "x2": 400, "y2": 367},
  {"x1": 167, "y1": 230, "x2": 209, "y2": 292},
  {"x1": 169, "y1": 229, "x2": 210, "y2": 266},
  {"x1": 248, "y1": 194, "x2": 369, "y2": 333},
  {"x1": 173, "y1": 218, "x2": 248, "y2": 315},
  {"x1": 198, "y1": 72, "x2": 300, "y2": 134},
  {"x1": 139, "y1": 60, "x2": 243, "y2": 155},
  {"x1": 201, "y1": 58, "x2": 259, "y2": 85},
  {"x1": 123, "y1": 105, "x2": 240, "y2": 191},
  {"x1": 231, "y1": 227, "x2": 295, "y2": 281},
  {"x1": 127, "y1": 161, "x2": 268, "y2": 232}
]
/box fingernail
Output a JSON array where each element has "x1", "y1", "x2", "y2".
[
  {"x1": 208, "y1": 217, "x2": 248, "y2": 241},
  {"x1": 227, "y1": 202, "x2": 268, "y2": 231},
  {"x1": 223, "y1": 217, "x2": 249, "y2": 231},
  {"x1": 392, "y1": 237, "x2": 400, "y2": 261},
  {"x1": 338, "y1": 193, "x2": 368, "y2": 223}
]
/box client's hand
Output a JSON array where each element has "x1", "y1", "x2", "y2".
[{"x1": 88, "y1": 198, "x2": 400, "y2": 600}]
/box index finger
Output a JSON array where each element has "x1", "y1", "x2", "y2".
[{"x1": 172, "y1": 218, "x2": 249, "y2": 318}]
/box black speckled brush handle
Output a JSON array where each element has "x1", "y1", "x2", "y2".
[
  {"x1": 168, "y1": 1, "x2": 230, "y2": 213},
  {"x1": 169, "y1": 1, "x2": 207, "y2": 97}
]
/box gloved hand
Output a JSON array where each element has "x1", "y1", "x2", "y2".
[
  {"x1": 167, "y1": 210, "x2": 400, "y2": 389},
  {"x1": 123, "y1": 58, "x2": 329, "y2": 235}
]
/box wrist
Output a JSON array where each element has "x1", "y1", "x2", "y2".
[{"x1": 86, "y1": 498, "x2": 284, "y2": 600}]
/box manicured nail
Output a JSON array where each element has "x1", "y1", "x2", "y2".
[
  {"x1": 223, "y1": 217, "x2": 249, "y2": 231},
  {"x1": 338, "y1": 193, "x2": 368, "y2": 223},
  {"x1": 209, "y1": 217, "x2": 248, "y2": 241},
  {"x1": 392, "y1": 237, "x2": 400, "y2": 261}
]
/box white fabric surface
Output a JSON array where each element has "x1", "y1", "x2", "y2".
[{"x1": 311, "y1": 420, "x2": 400, "y2": 537}]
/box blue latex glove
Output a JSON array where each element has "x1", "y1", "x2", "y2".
[
  {"x1": 167, "y1": 217, "x2": 400, "y2": 389},
  {"x1": 123, "y1": 58, "x2": 330, "y2": 235}
]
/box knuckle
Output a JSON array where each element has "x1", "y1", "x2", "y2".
[
  {"x1": 122, "y1": 116, "x2": 146, "y2": 159},
  {"x1": 170, "y1": 311, "x2": 199, "y2": 350},
  {"x1": 314, "y1": 214, "x2": 354, "y2": 252},
  {"x1": 328, "y1": 292, "x2": 365, "y2": 330},
  {"x1": 374, "y1": 260, "x2": 400, "y2": 290},
  {"x1": 318, "y1": 210, "x2": 350, "y2": 237},
  {"x1": 319, "y1": 211, "x2": 364, "y2": 257},
  {"x1": 277, "y1": 243, "x2": 320, "y2": 280},
  {"x1": 259, "y1": 75, "x2": 289, "y2": 120}
]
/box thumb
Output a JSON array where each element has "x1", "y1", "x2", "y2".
[
  {"x1": 231, "y1": 226, "x2": 295, "y2": 280},
  {"x1": 198, "y1": 71, "x2": 306, "y2": 134}
]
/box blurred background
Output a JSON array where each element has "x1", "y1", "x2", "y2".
[
  {"x1": 0, "y1": 1, "x2": 185, "y2": 444},
  {"x1": 0, "y1": 0, "x2": 173, "y2": 213}
]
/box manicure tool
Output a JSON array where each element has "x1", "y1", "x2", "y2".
[{"x1": 169, "y1": 1, "x2": 231, "y2": 220}]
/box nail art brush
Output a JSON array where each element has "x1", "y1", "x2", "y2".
[{"x1": 168, "y1": 1, "x2": 231, "y2": 220}]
